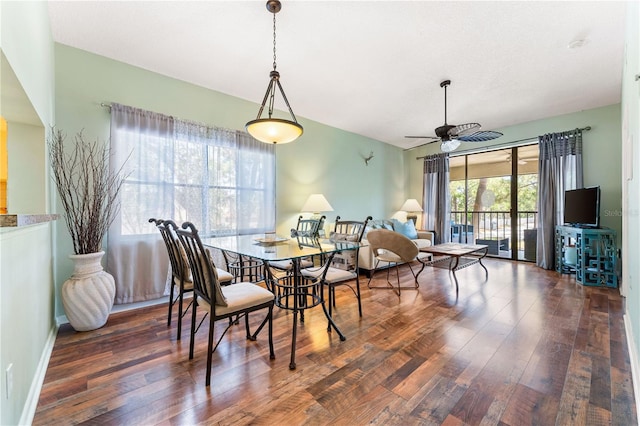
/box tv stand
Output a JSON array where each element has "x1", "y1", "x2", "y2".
[{"x1": 555, "y1": 225, "x2": 617, "y2": 287}]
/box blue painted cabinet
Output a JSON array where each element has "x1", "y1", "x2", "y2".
[{"x1": 555, "y1": 225, "x2": 618, "y2": 288}]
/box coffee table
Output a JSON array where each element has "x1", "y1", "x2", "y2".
[{"x1": 417, "y1": 243, "x2": 488, "y2": 295}]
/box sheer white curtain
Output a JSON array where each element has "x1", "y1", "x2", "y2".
[
  {"x1": 107, "y1": 103, "x2": 275, "y2": 304},
  {"x1": 107, "y1": 104, "x2": 176, "y2": 304},
  {"x1": 536, "y1": 129, "x2": 583, "y2": 269},
  {"x1": 173, "y1": 119, "x2": 276, "y2": 236},
  {"x1": 422, "y1": 153, "x2": 450, "y2": 244}
]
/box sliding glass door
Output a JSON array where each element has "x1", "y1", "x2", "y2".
[{"x1": 448, "y1": 144, "x2": 538, "y2": 261}]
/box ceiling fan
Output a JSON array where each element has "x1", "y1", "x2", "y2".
[{"x1": 405, "y1": 80, "x2": 503, "y2": 152}]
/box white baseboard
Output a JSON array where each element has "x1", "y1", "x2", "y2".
[
  {"x1": 624, "y1": 313, "x2": 640, "y2": 424},
  {"x1": 56, "y1": 296, "x2": 169, "y2": 326},
  {"x1": 20, "y1": 324, "x2": 58, "y2": 426},
  {"x1": 55, "y1": 314, "x2": 68, "y2": 326},
  {"x1": 111, "y1": 296, "x2": 169, "y2": 314}
]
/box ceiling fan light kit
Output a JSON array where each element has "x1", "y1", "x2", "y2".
[
  {"x1": 245, "y1": 0, "x2": 303, "y2": 144},
  {"x1": 405, "y1": 79, "x2": 503, "y2": 152},
  {"x1": 440, "y1": 139, "x2": 461, "y2": 153}
]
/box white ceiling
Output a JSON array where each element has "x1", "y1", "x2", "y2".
[{"x1": 47, "y1": 1, "x2": 627, "y2": 150}]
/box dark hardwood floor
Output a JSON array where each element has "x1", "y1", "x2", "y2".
[{"x1": 34, "y1": 259, "x2": 637, "y2": 425}]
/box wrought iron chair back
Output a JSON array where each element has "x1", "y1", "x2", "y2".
[
  {"x1": 291, "y1": 215, "x2": 325, "y2": 238},
  {"x1": 302, "y1": 215, "x2": 372, "y2": 330},
  {"x1": 149, "y1": 218, "x2": 193, "y2": 340}
]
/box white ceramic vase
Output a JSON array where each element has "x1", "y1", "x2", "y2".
[{"x1": 61, "y1": 251, "x2": 116, "y2": 331}]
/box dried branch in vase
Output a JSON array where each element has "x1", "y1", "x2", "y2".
[{"x1": 48, "y1": 128, "x2": 129, "y2": 255}]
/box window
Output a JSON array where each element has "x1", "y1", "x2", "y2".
[
  {"x1": 111, "y1": 105, "x2": 275, "y2": 237},
  {"x1": 107, "y1": 103, "x2": 276, "y2": 304}
]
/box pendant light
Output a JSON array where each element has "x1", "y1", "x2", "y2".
[{"x1": 246, "y1": 0, "x2": 303, "y2": 144}]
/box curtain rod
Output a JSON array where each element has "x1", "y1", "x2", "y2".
[
  {"x1": 99, "y1": 102, "x2": 258, "y2": 140},
  {"x1": 415, "y1": 126, "x2": 591, "y2": 160}
]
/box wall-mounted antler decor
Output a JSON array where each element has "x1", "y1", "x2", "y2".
[{"x1": 364, "y1": 151, "x2": 374, "y2": 166}]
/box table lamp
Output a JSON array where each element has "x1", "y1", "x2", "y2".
[
  {"x1": 400, "y1": 198, "x2": 423, "y2": 226},
  {"x1": 301, "y1": 194, "x2": 333, "y2": 237},
  {"x1": 301, "y1": 194, "x2": 334, "y2": 219}
]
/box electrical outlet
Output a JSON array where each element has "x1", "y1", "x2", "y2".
[{"x1": 6, "y1": 364, "x2": 13, "y2": 399}]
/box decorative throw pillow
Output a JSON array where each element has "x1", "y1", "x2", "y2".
[
  {"x1": 200, "y1": 248, "x2": 228, "y2": 307},
  {"x1": 329, "y1": 231, "x2": 359, "y2": 242},
  {"x1": 291, "y1": 228, "x2": 314, "y2": 238},
  {"x1": 392, "y1": 218, "x2": 418, "y2": 239},
  {"x1": 176, "y1": 242, "x2": 193, "y2": 281},
  {"x1": 381, "y1": 221, "x2": 394, "y2": 231}
]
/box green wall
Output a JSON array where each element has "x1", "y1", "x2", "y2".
[
  {"x1": 54, "y1": 43, "x2": 401, "y2": 317},
  {"x1": 0, "y1": 1, "x2": 56, "y2": 425},
  {"x1": 7, "y1": 122, "x2": 46, "y2": 213},
  {"x1": 405, "y1": 103, "x2": 623, "y2": 239},
  {"x1": 621, "y1": 0, "x2": 640, "y2": 409}
]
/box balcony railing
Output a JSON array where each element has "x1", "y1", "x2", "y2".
[{"x1": 450, "y1": 210, "x2": 538, "y2": 256}]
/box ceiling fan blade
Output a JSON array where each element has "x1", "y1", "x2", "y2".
[
  {"x1": 404, "y1": 135, "x2": 439, "y2": 139},
  {"x1": 457, "y1": 130, "x2": 504, "y2": 142},
  {"x1": 449, "y1": 122, "x2": 481, "y2": 137}
]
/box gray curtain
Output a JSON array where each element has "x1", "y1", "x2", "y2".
[
  {"x1": 422, "y1": 153, "x2": 450, "y2": 244},
  {"x1": 536, "y1": 129, "x2": 583, "y2": 269}
]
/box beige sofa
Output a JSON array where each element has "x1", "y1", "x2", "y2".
[{"x1": 358, "y1": 219, "x2": 434, "y2": 277}]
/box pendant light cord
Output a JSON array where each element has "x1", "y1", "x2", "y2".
[
  {"x1": 443, "y1": 84, "x2": 448, "y2": 125},
  {"x1": 267, "y1": 11, "x2": 278, "y2": 118},
  {"x1": 272, "y1": 12, "x2": 277, "y2": 71}
]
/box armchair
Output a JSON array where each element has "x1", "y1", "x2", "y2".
[{"x1": 366, "y1": 228, "x2": 423, "y2": 296}]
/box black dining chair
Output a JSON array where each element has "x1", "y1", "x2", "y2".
[
  {"x1": 149, "y1": 218, "x2": 233, "y2": 340},
  {"x1": 175, "y1": 221, "x2": 275, "y2": 386},
  {"x1": 221, "y1": 250, "x2": 265, "y2": 283},
  {"x1": 268, "y1": 215, "x2": 326, "y2": 273},
  {"x1": 301, "y1": 215, "x2": 371, "y2": 330}
]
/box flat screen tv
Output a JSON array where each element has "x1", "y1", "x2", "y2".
[{"x1": 564, "y1": 186, "x2": 600, "y2": 228}]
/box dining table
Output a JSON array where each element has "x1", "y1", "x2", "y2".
[{"x1": 202, "y1": 233, "x2": 360, "y2": 369}]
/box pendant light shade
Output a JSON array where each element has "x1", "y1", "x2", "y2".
[
  {"x1": 246, "y1": 1, "x2": 303, "y2": 144},
  {"x1": 246, "y1": 118, "x2": 303, "y2": 144}
]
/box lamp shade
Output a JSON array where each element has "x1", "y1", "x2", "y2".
[
  {"x1": 246, "y1": 118, "x2": 303, "y2": 144},
  {"x1": 301, "y1": 194, "x2": 334, "y2": 213},
  {"x1": 400, "y1": 199, "x2": 423, "y2": 212}
]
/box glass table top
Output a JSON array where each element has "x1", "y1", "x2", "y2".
[{"x1": 202, "y1": 234, "x2": 359, "y2": 261}]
